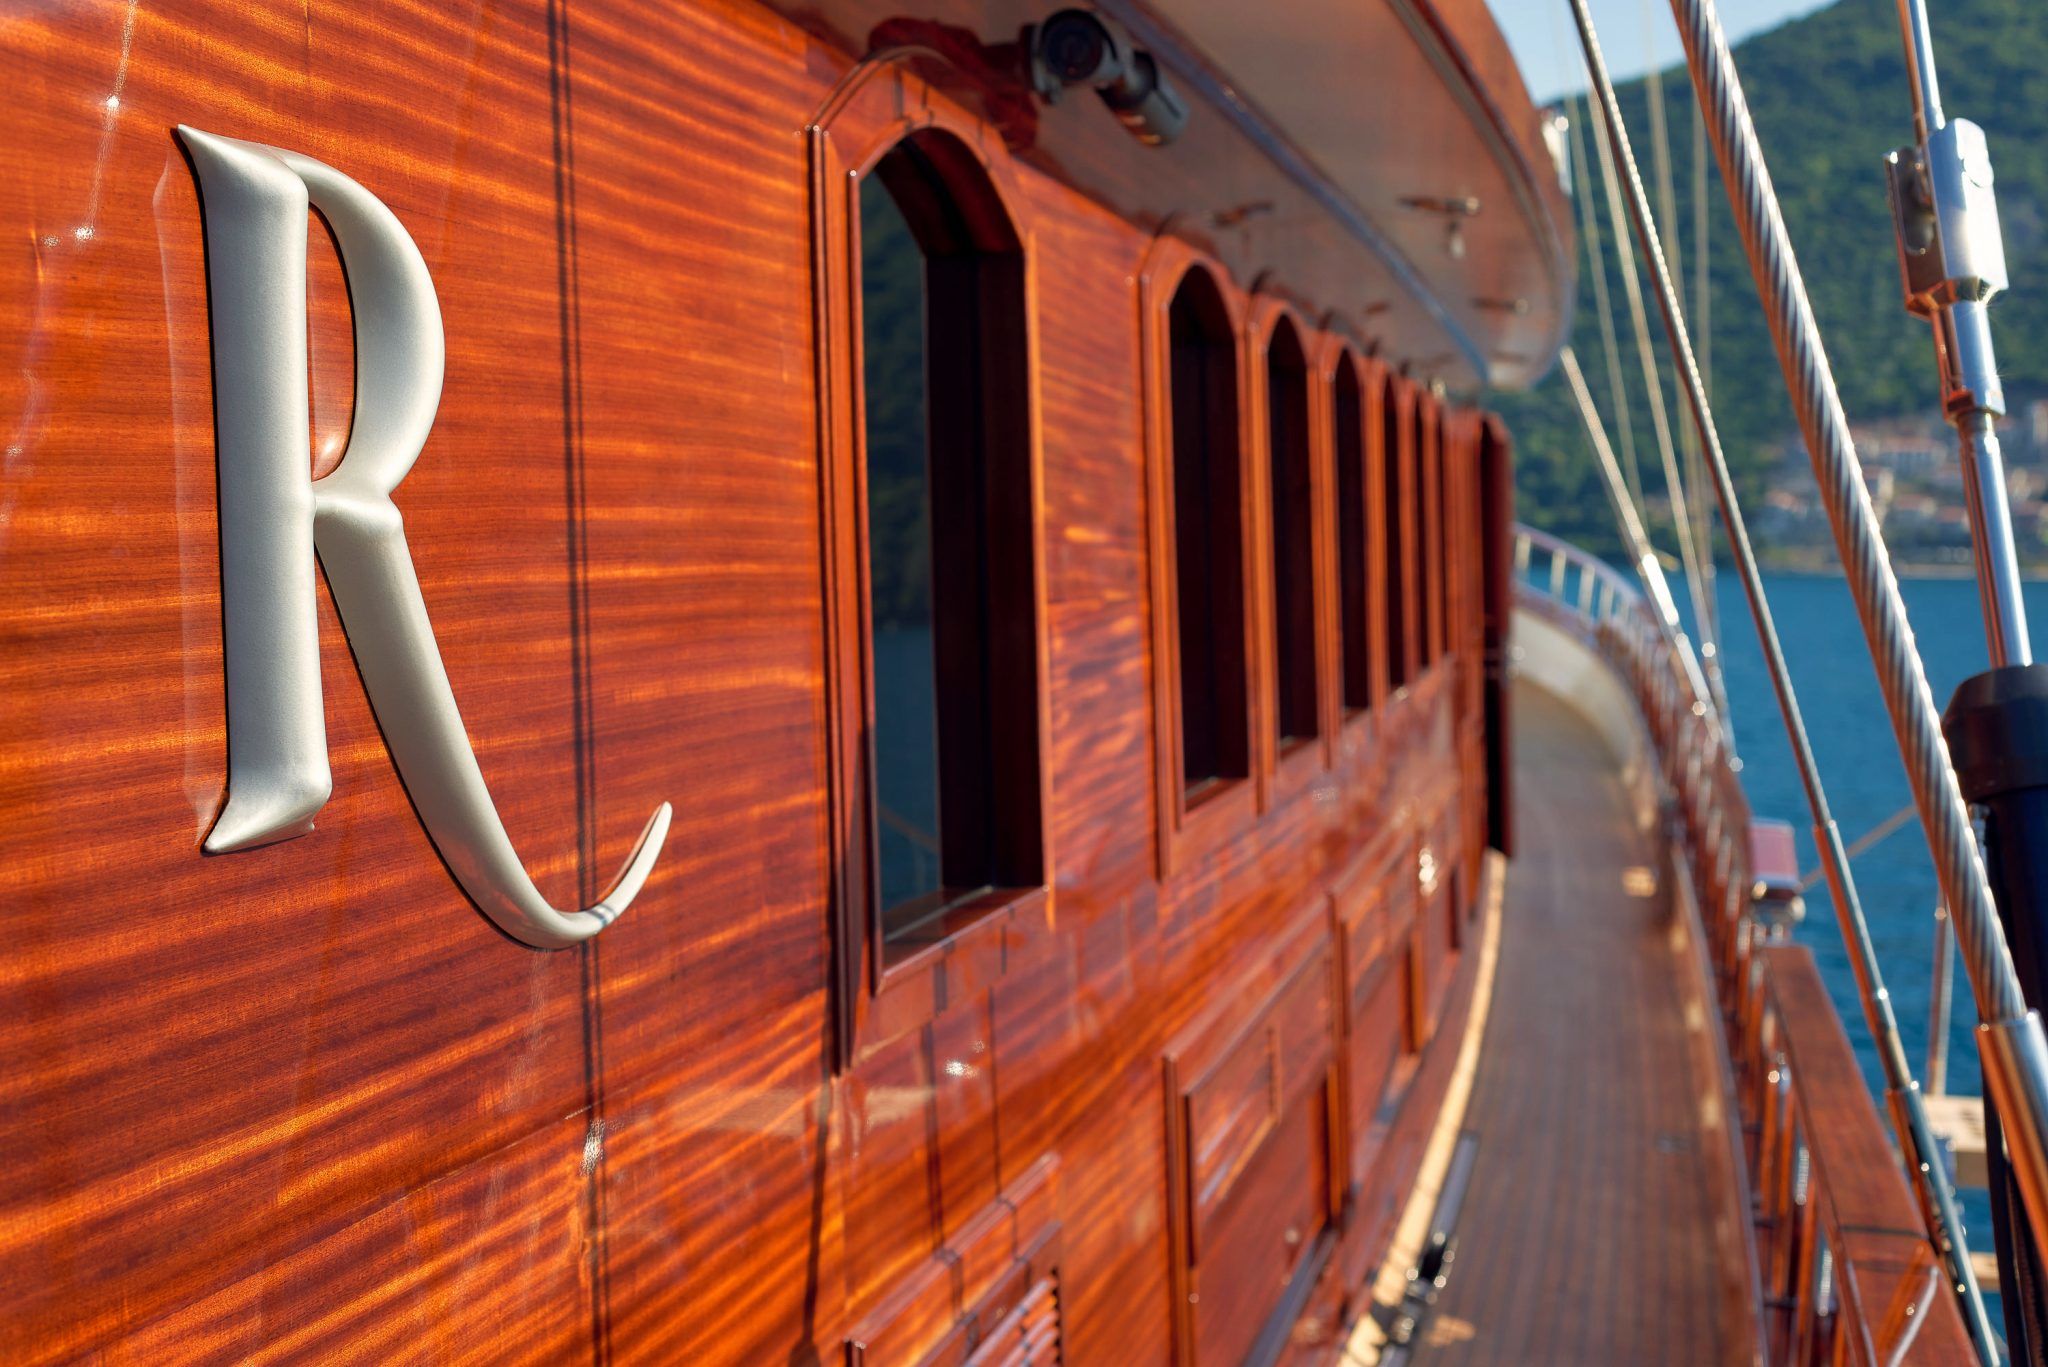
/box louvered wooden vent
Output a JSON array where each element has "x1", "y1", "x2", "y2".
[
  {"x1": 844, "y1": 1162, "x2": 1062, "y2": 1367},
  {"x1": 965, "y1": 1273, "x2": 1059, "y2": 1367}
]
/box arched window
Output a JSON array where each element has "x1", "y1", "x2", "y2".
[
  {"x1": 1383, "y1": 377, "x2": 1412, "y2": 691},
  {"x1": 1333, "y1": 355, "x2": 1371, "y2": 714},
  {"x1": 1265, "y1": 318, "x2": 1318, "y2": 746},
  {"x1": 1167, "y1": 267, "x2": 1250, "y2": 800},
  {"x1": 857, "y1": 131, "x2": 1041, "y2": 938}
]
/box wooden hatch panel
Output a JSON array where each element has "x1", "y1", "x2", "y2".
[{"x1": 1165, "y1": 911, "x2": 1338, "y2": 1367}]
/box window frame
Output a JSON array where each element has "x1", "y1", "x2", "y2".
[
  {"x1": 1419, "y1": 392, "x2": 1446, "y2": 671},
  {"x1": 1381, "y1": 371, "x2": 1421, "y2": 700},
  {"x1": 1442, "y1": 406, "x2": 1473, "y2": 676},
  {"x1": 1141, "y1": 239, "x2": 1259, "y2": 879},
  {"x1": 1246, "y1": 295, "x2": 1335, "y2": 810},
  {"x1": 1321, "y1": 339, "x2": 1384, "y2": 746},
  {"x1": 812, "y1": 74, "x2": 1054, "y2": 1068}
]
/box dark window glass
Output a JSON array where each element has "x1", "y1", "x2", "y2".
[
  {"x1": 1384, "y1": 384, "x2": 1411, "y2": 691},
  {"x1": 1266, "y1": 321, "x2": 1318, "y2": 744},
  {"x1": 1435, "y1": 414, "x2": 1453, "y2": 663},
  {"x1": 859, "y1": 134, "x2": 1041, "y2": 938},
  {"x1": 1168, "y1": 270, "x2": 1249, "y2": 799},
  {"x1": 1335, "y1": 361, "x2": 1371, "y2": 713},
  {"x1": 1423, "y1": 407, "x2": 1444, "y2": 664}
]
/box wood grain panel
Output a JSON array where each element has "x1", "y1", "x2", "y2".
[
  {"x1": 1246, "y1": 292, "x2": 1338, "y2": 813},
  {"x1": 933, "y1": 993, "x2": 1001, "y2": 1239},
  {"x1": 0, "y1": 1, "x2": 610, "y2": 1356},
  {"x1": 97, "y1": 1112, "x2": 594, "y2": 1365},
  {"x1": 1189, "y1": 1098, "x2": 1327, "y2": 1367},
  {"x1": 1164, "y1": 911, "x2": 1339, "y2": 1365},
  {"x1": 1331, "y1": 831, "x2": 1411, "y2": 1193},
  {"x1": 2, "y1": 3, "x2": 1513, "y2": 1364}
]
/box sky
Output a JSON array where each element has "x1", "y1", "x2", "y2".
[{"x1": 1487, "y1": 0, "x2": 1837, "y2": 105}]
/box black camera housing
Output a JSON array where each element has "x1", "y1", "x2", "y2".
[{"x1": 1027, "y1": 9, "x2": 1188, "y2": 147}]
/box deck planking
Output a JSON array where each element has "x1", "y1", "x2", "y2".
[{"x1": 1412, "y1": 681, "x2": 1754, "y2": 1365}]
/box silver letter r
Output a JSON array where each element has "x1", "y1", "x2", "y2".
[{"x1": 181, "y1": 126, "x2": 669, "y2": 948}]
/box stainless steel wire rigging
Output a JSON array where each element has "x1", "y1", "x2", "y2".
[
  {"x1": 1582, "y1": 87, "x2": 1728, "y2": 732},
  {"x1": 1559, "y1": 348, "x2": 1713, "y2": 717},
  {"x1": 1563, "y1": 91, "x2": 1647, "y2": 512},
  {"x1": 1661, "y1": 0, "x2": 2048, "y2": 1282},
  {"x1": 1643, "y1": 13, "x2": 1721, "y2": 655},
  {"x1": 1564, "y1": 3, "x2": 1998, "y2": 1350}
]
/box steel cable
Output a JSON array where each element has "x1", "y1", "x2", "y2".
[
  {"x1": 1645, "y1": 16, "x2": 1722, "y2": 655},
  {"x1": 1663, "y1": 0, "x2": 2023, "y2": 1027},
  {"x1": 1566, "y1": 2, "x2": 2001, "y2": 1346},
  {"x1": 1564, "y1": 92, "x2": 1647, "y2": 512},
  {"x1": 1583, "y1": 90, "x2": 1727, "y2": 728}
]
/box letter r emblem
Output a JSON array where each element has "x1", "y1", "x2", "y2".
[{"x1": 180, "y1": 127, "x2": 668, "y2": 948}]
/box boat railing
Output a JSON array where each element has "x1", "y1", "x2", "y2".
[{"x1": 1513, "y1": 523, "x2": 1979, "y2": 1364}]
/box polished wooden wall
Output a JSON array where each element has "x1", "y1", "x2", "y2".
[{"x1": 0, "y1": 2, "x2": 1499, "y2": 1362}]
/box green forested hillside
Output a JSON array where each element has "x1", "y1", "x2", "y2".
[{"x1": 1494, "y1": 0, "x2": 2048, "y2": 557}]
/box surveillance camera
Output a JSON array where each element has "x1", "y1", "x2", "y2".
[
  {"x1": 1099, "y1": 50, "x2": 1187, "y2": 147},
  {"x1": 1028, "y1": 8, "x2": 1188, "y2": 147},
  {"x1": 1032, "y1": 9, "x2": 1129, "y2": 92}
]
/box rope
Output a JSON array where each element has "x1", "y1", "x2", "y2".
[
  {"x1": 1692, "y1": 100, "x2": 1713, "y2": 568},
  {"x1": 1692, "y1": 103, "x2": 1710, "y2": 403},
  {"x1": 1560, "y1": 347, "x2": 1715, "y2": 719}
]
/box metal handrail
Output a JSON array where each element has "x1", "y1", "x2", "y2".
[
  {"x1": 1514, "y1": 525, "x2": 1641, "y2": 605},
  {"x1": 1665, "y1": 3, "x2": 2048, "y2": 1289},
  {"x1": 1564, "y1": 2, "x2": 1994, "y2": 1346},
  {"x1": 1514, "y1": 525, "x2": 1980, "y2": 1363}
]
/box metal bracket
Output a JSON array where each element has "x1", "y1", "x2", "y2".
[
  {"x1": 1886, "y1": 120, "x2": 2008, "y2": 319},
  {"x1": 1886, "y1": 120, "x2": 2009, "y2": 419}
]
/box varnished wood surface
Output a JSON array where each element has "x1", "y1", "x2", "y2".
[
  {"x1": 0, "y1": 2, "x2": 1509, "y2": 1363},
  {"x1": 1418, "y1": 682, "x2": 1752, "y2": 1366},
  {"x1": 1506, "y1": 542, "x2": 1979, "y2": 1366},
  {"x1": 1745, "y1": 945, "x2": 1977, "y2": 1364},
  {"x1": 754, "y1": 0, "x2": 1575, "y2": 389}
]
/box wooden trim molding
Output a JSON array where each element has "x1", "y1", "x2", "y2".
[
  {"x1": 1319, "y1": 337, "x2": 1392, "y2": 773},
  {"x1": 1382, "y1": 372, "x2": 1421, "y2": 700},
  {"x1": 1358, "y1": 356, "x2": 1394, "y2": 721},
  {"x1": 1477, "y1": 413, "x2": 1516, "y2": 856},
  {"x1": 810, "y1": 56, "x2": 1056, "y2": 1069},
  {"x1": 1417, "y1": 392, "x2": 1446, "y2": 672},
  {"x1": 1139, "y1": 233, "x2": 1258, "y2": 881},
  {"x1": 1245, "y1": 294, "x2": 1336, "y2": 813}
]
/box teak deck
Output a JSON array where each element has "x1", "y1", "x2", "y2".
[{"x1": 1416, "y1": 682, "x2": 1754, "y2": 1365}]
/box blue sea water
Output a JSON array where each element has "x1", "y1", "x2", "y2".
[
  {"x1": 1710, "y1": 574, "x2": 2048, "y2": 1096},
  {"x1": 1706, "y1": 572, "x2": 2048, "y2": 1297}
]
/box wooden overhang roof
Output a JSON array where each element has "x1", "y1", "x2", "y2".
[
  {"x1": 1141, "y1": 0, "x2": 1576, "y2": 390},
  {"x1": 777, "y1": 0, "x2": 1577, "y2": 392}
]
